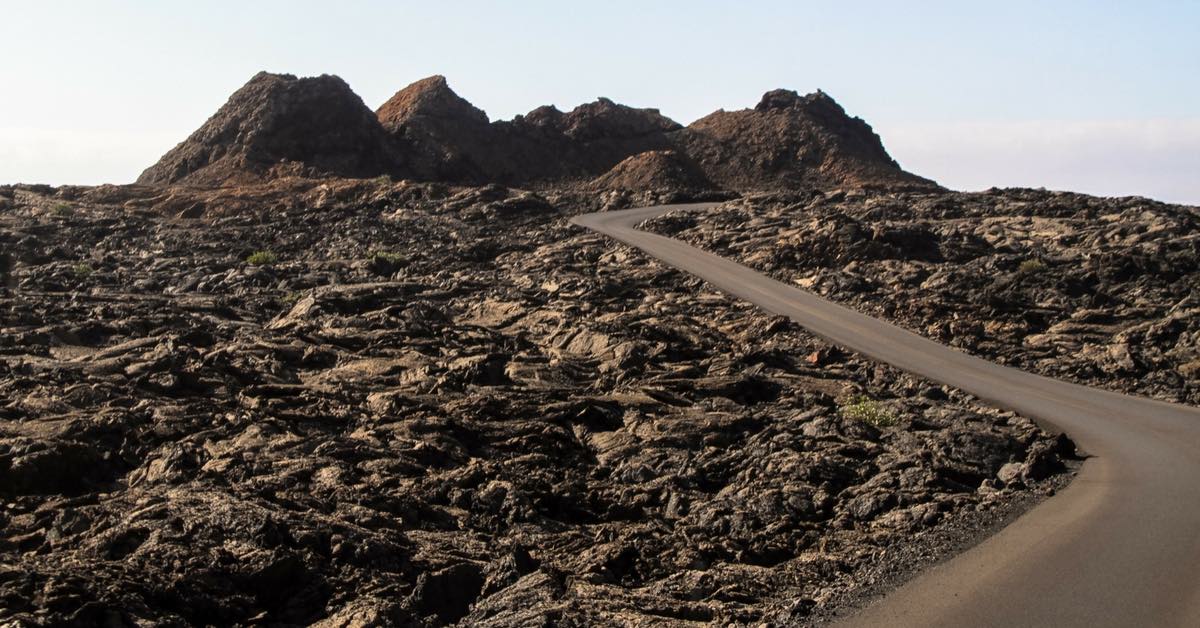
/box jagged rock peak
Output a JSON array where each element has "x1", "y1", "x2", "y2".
[
  {"x1": 677, "y1": 87, "x2": 937, "y2": 191},
  {"x1": 591, "y1": 149, "x2": 714, "y2": 192},
  {"x1": 376, "y1": 75, "x2": 489, "y2": 128},
  {"x1": 755, "y1": 88, "x2": 839, "y2": 112},
  {"x1": 137, "y1": 71, "x2": 400, "y2": 186},
  {"x1": 553, "y1": 98, "x2": 682, "y2": 141}
]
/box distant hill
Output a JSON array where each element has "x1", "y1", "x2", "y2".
[
  {"x1": 137, "y1": 72, "x2": 403, "y2": 186},
  {"x1": 590, "y1": 150, "x2": 714, "y2": 192},
  {"x1": 673, "y1": 89, "x2": 934, "y2": 190},
  {"x1": 140, "y1": 72, "x2": 936, "y2": 192}
]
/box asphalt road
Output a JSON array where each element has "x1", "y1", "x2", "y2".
[{"x1": 572, "y1": 202, "x2": 1200, "y2": 627}]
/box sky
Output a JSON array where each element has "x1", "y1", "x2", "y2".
[{"x1": 1, "y1": 1, "x2": 1197, "y2": 203}]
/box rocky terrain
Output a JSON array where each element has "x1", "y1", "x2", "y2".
[
  {"x1": 590, "y1": 150, "x2": 715, "y2": 194},
  {"x1": 137, "y1": 73, "x2": 403, "y2": 187},
  {"x1": 671, "y1": 90, "x2": 933, "y2": 192},
  {"x1": 645, "y1": 189, "x2": 1200, "y2": 405},
  {"x1": 138, "y1": 72, "x2": 935, "y2": 193},
  {"x1": 376, "y1": 76, "x2": 682, "y2": 186},
  {"x1": 0, "y1": 180, "x2": 1074, "y2": 626}
]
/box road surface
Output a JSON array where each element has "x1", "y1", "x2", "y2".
[{"x1": 572, "y1": 202, "x2": 1200, "y2": 627}]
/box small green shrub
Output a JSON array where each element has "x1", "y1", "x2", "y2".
[
  {"x1": 370, "y1": 250, "x2": 405, "y2": 265},
  {"x1": 839, "y1": 395, "x2": 897, "y2": 428},
  {"x1": 53, "y1": 203, "x2": 74, "y2": 216},
  {"x1": 367, "y1": 250, "x2": 406, "y2": 277},
  {"x1": 72, "y1": 263, "x2": 93, "y2": 278},
  {"x1": 246, "y1": 250, "x2": 278, "y2": 265},
  {"x1": 1018, "y1": 258, "x2": 1046, "y2": 275}
]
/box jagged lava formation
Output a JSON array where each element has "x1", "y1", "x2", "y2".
[
  {"x1": 676, "y1": 89, "x2": 929, "y2": 190},
  {"x1": 139, "y1": 72, "x2": 936, "y2": 192},
  {"x1": 590, "y1": 150, "x2": 714, "y2": 193},
  {"x1": 138, "y1": 73, "x2": 402, "y2": 186}
]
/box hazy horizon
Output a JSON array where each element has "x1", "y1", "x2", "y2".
[{"x1": 2, "y1": 1, "x2": 1197, "y2": 204}]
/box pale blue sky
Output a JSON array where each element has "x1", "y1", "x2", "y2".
[{"x1": 2, "y1": 1, "x2": 1197, "y2": 203}]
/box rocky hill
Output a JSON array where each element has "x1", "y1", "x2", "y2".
[
  {"x1": 590, "y1": 149, "x2": 714, "y2": 192},
  {"x1": 375, "y1": 76, "x2": 681, "y2": 185},
  {"x1": 376, "y1": 75, "x2": 494, "y2": 183},
  {"x1": 673, "y1": 89, "x2": 934, "y2": 190},
  {"x1": 142, "y1": 73, "x2": 933, "y2": 192},
  {"x1": 138, "y1": 72, "x2": 403, "y2": 186}
]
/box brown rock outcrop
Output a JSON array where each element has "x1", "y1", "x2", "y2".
[
  {"x1": 376, "y1": 75, "x2": 494, "y2": 182},
  {"x1": 672, "y1": 89, "x2": 936, "y2": 191},
  {"x1": 376, "y1": 76, "x2": 681, "y2": 185},
  {"x1": 138, "y1": 72, "x2": 403, "y2": 186},
  {"x1": 590, "y1": 149, "x2": 714, "y2": 192}
]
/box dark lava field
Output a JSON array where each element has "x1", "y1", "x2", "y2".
[
  {"x1": 0, "y1": 180, "x2": 1077, "y2": 626},
  {"x1": 646, "y1": 189, "x2": 1200, "y2": 406}
]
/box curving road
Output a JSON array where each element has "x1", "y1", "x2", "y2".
[{"x1": 572, "y1": 203, "x2": 1200, "y2": 627}]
